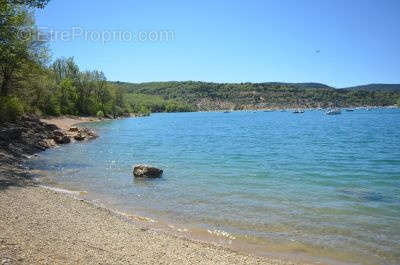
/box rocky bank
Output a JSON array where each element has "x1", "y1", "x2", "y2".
[{"x1": 0, "y1": 115, "x2": 97, "y2": 188}]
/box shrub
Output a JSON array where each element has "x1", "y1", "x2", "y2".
[
  {"x1": 0, "y1": 96, "x2": 25, "y2": 121},
  {"x1": 138, "y1": 105, "x2": 151, "y2": 116},
  {"x1": 44, "y1": 95, "x2": 61, "y2": 116},
  {"x1": 96, "y1": 110, "x2": 104, "y2": 118}
]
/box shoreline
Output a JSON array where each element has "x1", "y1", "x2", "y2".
[
  {"x1": 1, "y1": 115, "x2": 309, "y2": 265},
  {"x1": 0, "y1": 185, "x2": 307, "y2": 265},
  {"x1": 40, "y1": 116, "x2": 103, "y2": 130},
  {"x1": 33, "y1": 179, "x2": 369, "y2": 265}
]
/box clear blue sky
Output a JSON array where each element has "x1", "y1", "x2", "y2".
[{"x1": 35, "y1": 0, "x2": 400, "y2": 87}]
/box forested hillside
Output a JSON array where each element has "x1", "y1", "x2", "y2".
[
  {"x1": 342, "y1": 84, "x2": 400, "y2": 92},
  {"x1": 114, "y1": 81, "x2": 400, "y2": 111}
]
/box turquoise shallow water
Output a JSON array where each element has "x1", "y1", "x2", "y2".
[{"x1": 28, "y1": 109, "x2": 400, "y2": 264}]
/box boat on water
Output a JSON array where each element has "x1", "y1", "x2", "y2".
[
  {"x1": 293, "y1": 109, "x2": 305, "y2": 114},
  {"x1": 326, "y1": 109, "x2": 341, "y2": 115},
  {"x1": 345, "y1": 109, "x2": 354, "y2": 112},
  {"x1": 223, "y1": 111, "x2": 231, "y2": 113}
]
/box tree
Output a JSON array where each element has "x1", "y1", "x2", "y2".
[
  {"x1": 0, "y1": 0, "x2": 49, "y2": 96},
  {"x1": 8, "y1": 0, "x2": 50, "y2": 8},
  {"x1": 59, "y1": 78, "x2": 77, "y2": 114},
  {"x1": 89, "y1": 70, "x2": 113, "y2": 115},
  {"x1": 51, "y1": 57, "x2": 79, "y2": 84}
]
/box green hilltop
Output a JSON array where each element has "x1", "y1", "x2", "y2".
[{"x1": 113, "y1": 81, "x2": 400, "y2": 112}]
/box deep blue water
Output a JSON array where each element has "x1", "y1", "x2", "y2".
[{"x1": 29, "y1": 109, "x2": 400, "y2": 264}]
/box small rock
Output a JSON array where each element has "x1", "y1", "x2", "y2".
[
  {"x1": 53, "y1": 131, "x2": 70, "y2": 144},
  {"x1": 39, "y1": 138, "x2": 56, "y2": 148},
  {"x1": 74, "y1": 133, "x2": 85, "y2": 141},
  {"x1": 69, "y1": 126, "x2": 79, "y2": 132},
  {"x1": 133, "y1": 164, "x2": 163, "y2": 178},
  {"x1": 44, "y1": 123, "x2": 59, "y2": 131}
]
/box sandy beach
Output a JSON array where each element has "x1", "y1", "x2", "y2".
[
  {"x1": 0, "y1": 116, "x2": 307, "y2": 265},
  {"x1": 40, "y1": 116, "x2": 102, "y2": 130}
]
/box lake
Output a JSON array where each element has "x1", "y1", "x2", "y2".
[{"x1": 28, "y1": 108, "x2": 400, "y2": 265}]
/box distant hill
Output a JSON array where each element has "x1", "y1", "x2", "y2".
[
  {"x1": 113, "y1": 81, "x2": 400, "y2": 111},
  {"x1": 342, "y1": 84, "x2": 400, "y2": 92},
  {"x1": 258, "y1": 82, "x2": 334, "y2": 90}
]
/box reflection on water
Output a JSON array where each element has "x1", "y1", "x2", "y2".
[{"x1": 27, "y1": 109, "x2": 400, "y2": 265}]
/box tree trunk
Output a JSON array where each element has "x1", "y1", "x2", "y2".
[
  {"x1": 1, "y1": 69, "x2": 12, "y2": 97},
  {"x1": 1, "y1": 78, "x2": 9, "y2": 97}
]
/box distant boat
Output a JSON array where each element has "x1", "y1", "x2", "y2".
[
  {"x1": 345, "y1": 109, "x2": 354, "y2": 112},
  {"x1": 326, "y1": 109, "x2": 341, "y2": 115},
  {"x1": 293, "y1": 109, "x2": 305, "y2": 114},
  {"x1": 223, "y1": 111, "x2": 231, "y2": 113}
]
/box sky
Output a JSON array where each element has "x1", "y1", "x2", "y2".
[{"x1": 35, "y1": 0, "x2": 400, "y2": 87}]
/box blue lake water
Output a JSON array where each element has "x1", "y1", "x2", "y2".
[{"x1": 28, "y1": 109, "x2": 400, "y2": 265}]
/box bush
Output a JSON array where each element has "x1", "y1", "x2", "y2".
[
  {"x1": 44, "y1": 95, "x2": 61, "y2": 116},
  {"x1": 138, "y1": 105, "x2": 151, "y2": 116},
  {"x1": 0, "y1": 96, "x2": 25, "y2": 121},
  {"x1": 96, "y1": 110, "x2": 104, "y2": 118}
]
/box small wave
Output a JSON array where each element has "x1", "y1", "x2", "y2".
[
  {"x1": 111, "y1": 209, "x2": 156, "y2": 223},
  {"x1": 207, "y1": 229, "x2": 236, "y2": 240},
  {"x1": 38, "y1": 185, "x2": 87, "y2": 195}
]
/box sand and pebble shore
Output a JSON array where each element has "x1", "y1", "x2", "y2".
[{"x1": 0, "y1": 116, "x2": 306, "y2": 265}]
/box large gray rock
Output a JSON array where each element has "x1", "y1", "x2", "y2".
[
  {"x1": 133, "y1": 164, "x2": 163, "y2": 178},
  {"x1": 0, "y1": 128, "x2": 23, "y2": 141}
]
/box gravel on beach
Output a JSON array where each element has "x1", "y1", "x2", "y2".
[{"x1": 0, "y1": 186, "x2": 302, "y2": 265}]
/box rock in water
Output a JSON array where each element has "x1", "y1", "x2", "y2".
[{"x1": 133, "y1": 165, "x2": 163, "y2": 178}]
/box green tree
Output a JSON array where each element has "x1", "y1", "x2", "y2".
[
  {"x1": 0, "y1": 0, "x2": 49, "y2": 96},
  {"x1": 59, "y1": 78, "x2": 78, "y2": 114},
  {"x1": 8, "y1": 0, "x2": 49, "y2": 8}
]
